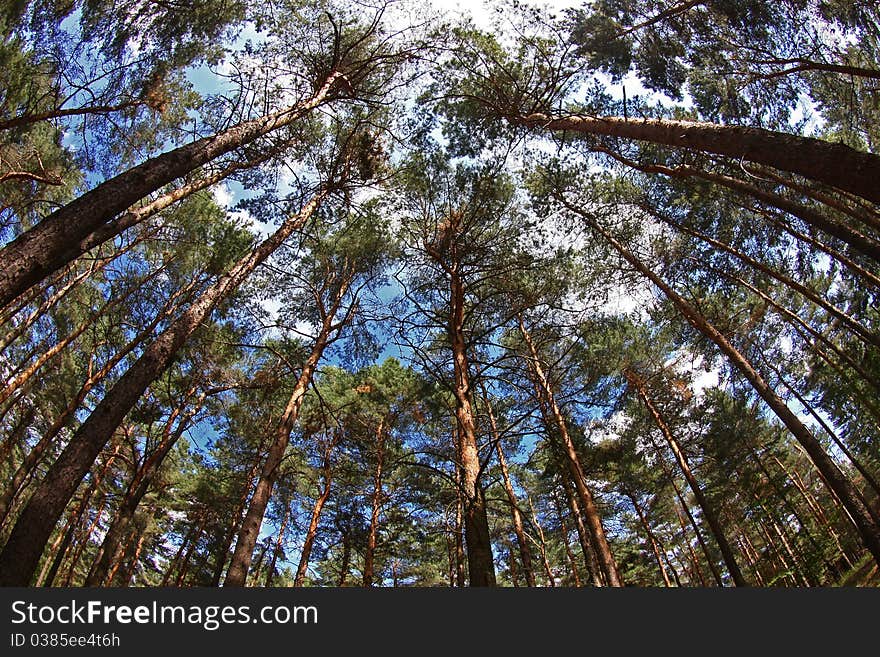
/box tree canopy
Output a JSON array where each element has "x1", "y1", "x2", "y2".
[{"x1": 0, "y1": 0, "x2": 878, "y2": 588}]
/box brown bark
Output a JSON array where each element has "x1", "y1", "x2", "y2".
[
  {"x1": 363, "y1": 420, "x2": 385, "y2": 587},
  {"x1": 453, "y1": 464, "x2": 466, "y2": 587},
  {"x1": 0, "y1": 72, "x2": 345, "y2": 307},
  {"x1": 519, "y1": 319, "x2": 622, "y2": 586},
  {"x1": 0, "y1": 246, "x2": 127, "y2": 356},
  {"x1": 115, "y1": 526, "x2": 147, "y2": 587},
  {"x1": 653, "y1": 435, "x2": 722, "y2": 586},
  {"x1": 753, "y1": 207, "x2": 880, "y2": 291},
  {"x1": 568, "y1": 200, "x2": 880, "y2": 567},
  {"x1": 225, "y1": 272, "x2": 350, "y2": 587},
  {"x1": 0, "y1": 261, "x2": 172, "y2": 408},
  {"x1": 424, "y1": 217, "x2": 496, "y2": 586},
  {"x1": 698, "y1": 259, "x2": 880, "y2": 395},
  {"x1": 210, "y1": 455, "x2": 264, "y2": 587},
  {"x1": 527, "y1": 495, "x2": 556, "y2": 587},
  {"x1": 515, "y1": 111, "x2": 880, "y2": 203},
  {"x1": 483, "y1": 389, "x2": 536, "y2": 587},
  {"x1": 0, "y1": 275, "x2": 200, "y2": 527},
  {"x1": 174, "y1": 516, "x2": 207, "y2": 587},
  {"x1": 550, "y1": 491, "x2": 582, "y2": 587},
  {"x1": 626, "y1": 491, "x2": 673, "y2": 587},
  {"x1": 160, "y1": 515, "x2": 203, "y2": 586},
  {"x1": 748, "y1": 58, "x2": 880, "y2": 81},
  {"x1": 763, "y1": 358, "x2": 880, "y2": 499},
  {"x1": 655, "y1": 209, "x2": 880, "y2": 349},
  {"x1": 292, "y1": 441, "x2": 336, "y2": 588},
  {"x1": 598, "y1": 146, "x2": 880, "y2": 266},
  {"x1": 558, "y1": 468, "x2": 603, "y2": 586},
  {"x1": 62, "y1": 492, "x2": 109, "y2": 586},
  {"x1": 626, "y1": 369, "x2": 748, "y2": 586},
  {"x1": 38, "y1": 442, "x2": 122, "y2": 587},
  {"x1": 673, "y1": 503, "x2": 708, "y2": 587},
  {"x1": 747, "y1": 445, "x2": 837, "y2": 577},
  {"x1": 0, "y1": 99, "x2": 145, "y2": 132},
  {"x1": 737, "y1": 530, "x2": 766, "y2": 586},
  {"x1": 265, "y1": 507, "x2": 291, "y2": 587},
  {"x1": 337, "y1": 535, "x2": 352, "y2": 587},
  {"x1": 0, "y1": 192, "x2": 326, "y2": 586},
  {"x1": 779, "y1": 456, "x2": 854, "y2": 569}
]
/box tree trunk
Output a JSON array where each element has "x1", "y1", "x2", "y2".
[
  {"x1": 519, "y1": 318, "x2": 622, "y2": 586},
  {"x1": 0, "y1": 262, "x2": 172, "y2": 408},
  {"x1": 292, "y1": 443, "x2": 335, "y2": 588},
  {"x1": 626, "y1": 369, "x2": 748, "y2": 586},
  {"x1": 627, "y1": 491, "x2": 673, "y2": 587},
  {"x1": 265, "y1": 507, "x2": 291, "y2": 587},
  {"x1": 363, "y1": 420, "x2": 385, "y2": 587},
  {"x1": 453, "y1": 464, "x2": 466, "y2": 587},
  {"x1": 656, "y1": 208, "x2": 879, "y2": 349},
  {"x1": 0, "y1": 191, "x2": 327, "y2": 586},
  {"x1": 516, "y1": 111, "x2": 880, "y2": 203},
  {"x1": 654, "y1": 436, "x2": 721, "y2": 586},
  {"x1": 225, "y1": 274, "x2": 349, "y2": 587},
  {"x1": 483, "y1": 389, "x2": 536, "y2": 587},
  {"x1": 0, "y1": 276, "x2": 200, "y2": 527},
  {"x1": 569, "y1": 200, "x2": 880, "y2": 567},
  {"x1": 551, "y1": 490, "x2": 582, "y2": 587},
  {"x1": 0, "y1": 72, "x2": 344, "y2": 307},
  {"x1": 597, "y1": 146, "x2": 880, "y2": 266},
  {"x1": 424, "y1": 224, "x2": 496, "y2": 586},
  {"x1": 526, "y1": 495, "x2": 556, "y2": 587},
  {"x1": 210, "y1": 455, "x2": 263, "y2": 587},
  {"x1": 114, "y1": 526, "x2": 148, "y2": 587},
  {"x1": 558, "y1": 471, "x2": 603, "y2": 586},
  {"x1": 337, "y1": 534, "x2": 352, "y2": 587},
  {"x1": 38, "y1": 442, "x2": 122, "y2": 586}
]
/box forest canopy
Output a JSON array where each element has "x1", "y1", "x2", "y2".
[{"x1": 0, "y1": 0, "x2": 878, "y2": 587}]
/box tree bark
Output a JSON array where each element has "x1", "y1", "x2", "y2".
[
  {"x1": 292, "y1": 442, "x2": 335, "y2": 588},
  {"x1": 626, "y1": 369, "x2": 748, "y2": 586},
  {"x1": 653, "y1": 436, "x2": 722, "y2": 586},
  {"x1": 225, "y1": 273, "x2": 349, "y2": 587},
  {"x1": 597, "y1": 146, "x2": 880, "y2": 266},
  {"x1": 363, "y1": 420, "x2": 385, "y2": 587},
  {"x1": 515, "y1": 111, "x2": 880, "y2": 203},
  {"x1": 519, "y1": 318, "x2": 623, "y2": 586},
  {"x1": 0, "y1": 275, "x2": 200, "y2": 527},
  {"x1": 424, "y1": 218, "x2": 496, "y2": 586},
  {"x1": 626, "y1": 491, "x2": 674, "y2": 587},
  {"x1": 551, "y1": 491, "x2": 582, "y2": 587},
  {"x1": 84, "y1": 388, "x2": 206, "y2": 586},
  {"x1": 265, "y1": 507, "x2": 290, "y2": 587},
  {"x1": 483, "y1": 390, "x2": 536, "y2": 587}
]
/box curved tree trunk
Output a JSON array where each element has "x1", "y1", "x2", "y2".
[
  {"x1": 0, "y1": 192, "x2": 326, "y2": 586},
  {"x1": 84, "y1": 389, "x2": 206, "y2": 586},
  {"x1": 515, "y1": 111, "x2": 880, "y2": 203}
]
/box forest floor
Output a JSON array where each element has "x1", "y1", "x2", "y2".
[{"x1": 836, "y1": 555, "x2": 879, "y2": 587}]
